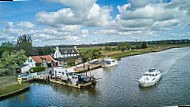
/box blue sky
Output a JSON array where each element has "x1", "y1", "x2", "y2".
[{"x1": 0, "y1": 0, "x2": 190, "y2": 46}]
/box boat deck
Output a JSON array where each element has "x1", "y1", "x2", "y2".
[{"x1": 50, "y1": 79, "x2": 95, "y2": 88}]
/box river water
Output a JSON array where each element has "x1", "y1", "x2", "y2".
[{"x1": 1, "y1": 47, "x2": 190, "y2": 107}]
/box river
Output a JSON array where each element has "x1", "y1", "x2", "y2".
[{"x1": 1, "y1": 47, "x2": 190, "y2": 107}]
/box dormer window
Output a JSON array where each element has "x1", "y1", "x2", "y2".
[{"x1": 41, "y1": 58, "x2": 46, "y2": 61}]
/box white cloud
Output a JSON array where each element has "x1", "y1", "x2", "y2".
[
  {"x1": 36, "y1": 0, "x2": 112, "y2": 27},
  {"x1": 0, "y1": 22, "x2": 82, "y2": 46},
  {"x1": 81, "y1": 29, "x2": 88, "y2": 37},
  {"x1": 99, "y1": 0, "x2": 190, "y2": 36},
  {"x1": 81, "y1": 29, "x2": 88, "y2": 34},
  {"x1": 6, "y1": 22, "x2": 14, "y2": 28},
  {"x1": 45, "y1": 0, "x2": 96, "y2": 9},
  {"x1": 17, "y1": 21, "x2": 35, "y2": 29}
]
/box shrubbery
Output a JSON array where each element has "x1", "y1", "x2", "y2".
[
  {"x1": 30, "y1": 67, "x2": 45, "y2": 73},
  {"x1": 35, "y1": 63, "x2": 42, "y2": 67},
  {"x1": 67, "y1": 59, "x2": 75, "y2": 67}
]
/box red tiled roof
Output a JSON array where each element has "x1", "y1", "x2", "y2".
[
  {"x1": 31, "y1": 56, "x2": 43, "y2": 63},
  {"x1": 31, "y1": 55, "x2": 53, "y2": 63},
  {"x1": 40, "y1": 55, "x2": 54, "y2": 62}
]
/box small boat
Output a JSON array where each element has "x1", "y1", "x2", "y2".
[
  {"x1": 138, "y1": 68, "x2": 162, "y2": 87},
  {"x1": 102, "y1": 57, "x2": 118, "y2": 67}
]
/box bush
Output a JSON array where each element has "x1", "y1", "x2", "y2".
[
  {"x1": 0, "y1": 69, "x2": 11, "y2": 76},
  {"x1": 141, "y1": 42, "x2": 148, "y2": 49},
  {"x1": 35, "y1": 63, "x2": 42, "y2": 67},
  {"x1": 67, "y1": 59, "x2": 75, "y2": 67},
  {"x1": 30, "y1": 67, "x2": 45, "y2": 73}
]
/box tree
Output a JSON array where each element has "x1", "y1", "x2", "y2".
[
  {"x1": 125, "y1": 43, "x2": 132, "y2": 50},
  {"x1": 15, "y1": 35, "x2": 39, "y2": 56},
  {"x1": 0, "y1": 49, "x2": 27, "y2": 68},
  {"x1": 36, "y1": 46, "x2": 54, "y2": 55},
  {"x1": 117, "y1": 44, "x2": 122, "y2": 50},
  {"x1": 0, "y1": 49, "x2": 27, "y2": 75},
  {"x1": 1, "y1": 41, "x2": 14, "y2": 48},
  {"x1": 16, "y1": 35, "x2": 32, "y2": 47},
  {"x1": 121, "y1": 47, "x2": 125, "y2": 52},
  {"x1": 140, "y1": 42, "x2": 148, "y2": 49}
]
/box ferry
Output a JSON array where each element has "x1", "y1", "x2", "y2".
[
  {"x1": 138, "y1": 68, "x2": 162, "y2": 87},
  {"x1": 102, "y1": 57, "x2": 118, "y2": 67},
  {"x1": 51, "y1": 67, "x2": 96, "y2": 87}
]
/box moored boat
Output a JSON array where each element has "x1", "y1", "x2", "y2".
[{"x1": 102, "y1": 57, "x2": 118, "y2": 67}]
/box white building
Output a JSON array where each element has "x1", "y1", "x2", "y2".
[
  {"x1": 53, "y1": 46, "x2": 80, "y2": 67},
  {"x1": 16, "y1": 55, "x2": 56, "y2": 74},
  {"x1": 53, "y1": 46, "x2": 79, "y2": 58},
  {"x1": 15, "y1": 64, "x2": 31, "y2": 74}
]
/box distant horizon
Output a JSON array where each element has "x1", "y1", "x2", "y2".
[{"x1": 2, "y1": 39, "x2": 189, "y2": 47}]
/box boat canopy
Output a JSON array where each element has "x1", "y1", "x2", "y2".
[{"x1": 148, "y1": 68, "x2": 156, "y2": 72}]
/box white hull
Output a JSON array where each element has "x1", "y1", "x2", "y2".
[
  {"x1": 139, "y1": 74, "x2": 161, "y2": 87},
  {"x1": 102, "y1": 63, "x2": 118, "y2": 67}
]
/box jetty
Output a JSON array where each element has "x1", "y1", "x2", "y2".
[{"x1": 74, "y1": 59, "x2": 103, "y2": 73}]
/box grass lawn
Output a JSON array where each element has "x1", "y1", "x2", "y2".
[
  {"x1": 0, "y1": 83, "x2": 29, "y2": 95},
  {"x1": 0, "y1": 76, "x2": 29, "y2": 96}
]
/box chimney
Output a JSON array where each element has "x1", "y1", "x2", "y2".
[
  {"x1": 74, "y1": 46, "x2": 77, "y2": 49},
  {"x1": 56, "y1": 46, "x2": 59, "y2": 51},
  {"x1": 74, "y1": 45, "x2": 79, "y2": 53}
]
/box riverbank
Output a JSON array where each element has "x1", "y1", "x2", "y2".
[
  {"x1": 106, "y1": 44, "x2": 190, "y2": 60},
  {"x1": 0, "y1": 76, "x2": 29, "y2": 99}
]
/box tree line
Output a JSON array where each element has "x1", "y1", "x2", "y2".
[{"x1": 104, "y1": 42, "x2": 148, "y2": 52}]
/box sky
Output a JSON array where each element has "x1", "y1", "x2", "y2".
[{"x1": 0, "y1": 0, "x2": 190, "y2": 46}]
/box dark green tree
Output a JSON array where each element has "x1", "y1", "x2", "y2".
[
  {"x1": 15, "y1": 35, "x2": 39, "y2": 56},
  {"x1": 16, "y1": 35, "x2": 32, "y2": 47},
  {"x1": 1, "y1": 41, "x2": 14, "y2": 48},
  {"x1": 141, "y1": 42, "x2": 148, "y2": 49}
]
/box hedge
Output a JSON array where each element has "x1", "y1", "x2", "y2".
[{"x1": 30, "y1": 67, "x2": 45, "y2": 73}]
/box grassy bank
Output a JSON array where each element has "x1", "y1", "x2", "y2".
[
  {"x1": 107, "y1": 44, "x2": 190, "y2": 60},
  {"x1": 0, "y1": 76, "x2": 29, "y2": 96},
  {"x1": 77, "y1": 44, "x2": 190, "y2": 60}
]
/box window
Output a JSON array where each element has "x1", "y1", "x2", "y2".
[{"x1": 28, "y1": 59, "x2": 32, "y2": 62}]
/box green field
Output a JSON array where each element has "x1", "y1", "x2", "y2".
[
  {"x1": 78, "y1": 47, "x2": 102, "y2": 53},
  {"x1": 77, "y1": 44, "x2": 190, "y2": 60},
  {"x1": 0, "y1": 76, "x2": 29, "y2": 96}
]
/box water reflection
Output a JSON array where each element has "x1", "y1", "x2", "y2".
[
  {"x1": 102, "y1": 66, "x2": 117, "y2": 71},
  {"x1": 51, "y1": 83, "x2": 100, "y2": 96},
  {"x1": 19, "y1": 94, "x2": 24, "y2": 102}
]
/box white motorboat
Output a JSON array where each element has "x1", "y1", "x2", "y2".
[
  {"x1": 138, "y1": 68, "x2": 162, "y2": 87},
  {"x1": 102, "y1": 57, "x2": 118, "y2": 67}
]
